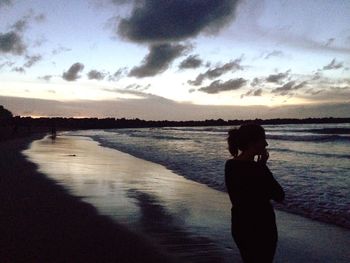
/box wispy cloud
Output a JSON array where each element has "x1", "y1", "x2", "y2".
[
  {"x1": 23, "y1": 54, "x2": 42, "y2": 68},
  {"x1": 272, "y1": 80, "x2": 308, "y2": 96},
  {"x1": 241, "y1": 88, "x2": 263, "y2": 98},
  {"x1": 199, "y1": 78, "x2": 247, "y2": 94},
  {"x1": 38, "y1": 75, "x2": 53, "y2": 82},
  {"x1": 52, "y1": 46, "x2": 72, "y2": 55},
  {"x1": 264, "y1": 50, "x2": 284, "y2": 59},
  {"x1": 179, "y1": 55, "x2": 203, "y2": 69},
  {"x1": 322, "y1": 58, "x2": 343, "y2": 70},
  {"x1": 188, "y1": 59, "x2": 243, "y2": 86},
  {"x1": 11, "y1": 66, "x2": 25, "y2": 74},
  {"x1": 266, "y1": 70, "x2": 290, "y2": 83}
]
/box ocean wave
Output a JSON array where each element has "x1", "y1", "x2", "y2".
[
  {"x1": 161, "y1": 127, "x2": 228, "y2": 133},
  {"x1": 270, "y1": 147, "x2": 350, "y2": 159},
  {"x1": 69, "y1": 124, "x2": 350, "y2": 229},
  {"x1": 105, "y1": 129, "x2": 192, "y2": 141},
  {"x1": 267, "y1": 134, "x2": 350, "y2": 142}
]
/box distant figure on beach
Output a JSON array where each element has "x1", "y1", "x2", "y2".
[
  {"x1": 225, "y1": 124, "x2": 284, "y2": 263},
  {"x1": 50, "y1": 125, "x2": 57, "y2": 140}
]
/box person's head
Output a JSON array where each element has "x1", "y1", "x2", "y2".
[{"x1": 227, "y1": 124, "x2": 267, "y2": 157}]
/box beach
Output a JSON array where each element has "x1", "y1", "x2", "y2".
[
  {"x1": 0, "y1": 135, "x2": 176, "y2": 263},
  {"x1": 2, "y1": 134, "x2": 350, "y2": 262}
]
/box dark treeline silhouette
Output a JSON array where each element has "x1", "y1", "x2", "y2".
[
  {"x1": 1, "y1": 116, "x2": 350, "y2": 130},
  {"x1": 1, "y1": 105, "x2": 350, "y2": 134}
]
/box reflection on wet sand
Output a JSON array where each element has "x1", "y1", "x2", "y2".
[{"x1": 24, "y1": 135, "x2": 237, "y2": 262}]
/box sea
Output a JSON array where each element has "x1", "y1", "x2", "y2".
[{"x1": 66, "y1": 123, "x2": 350, "y2": 229}]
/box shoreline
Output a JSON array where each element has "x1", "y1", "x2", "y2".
[
  {"x1": 23, "y1": 135, "x2": 350, "y2": 263},
  {"x1": 2, "y1": 134, "x2": 350, "y2": 262},
  {"x1": 0, "y1": 135, "x2": 177, "y2": 263}
]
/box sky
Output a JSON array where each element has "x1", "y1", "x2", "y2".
[{"x1": 0, "y1": 0, "x2": 349, "y2": 120}]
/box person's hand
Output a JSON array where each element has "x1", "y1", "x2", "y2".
[{"x1": 257, "y1": 149, "x2": 269, "y2": 164}]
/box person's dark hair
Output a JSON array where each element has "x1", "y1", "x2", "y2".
[{"x1": 227, "y1": 124, "x2": 266, "y2": 157}]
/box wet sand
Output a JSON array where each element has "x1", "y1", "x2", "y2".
[
  {"x1": 0, "y1": 135, "x2": 176, "y2": 263},
  {"x1": 2, "y1": 134, "x2": 350, "y2": 262}
]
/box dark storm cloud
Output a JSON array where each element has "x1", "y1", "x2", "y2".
[
  {"x1": 322, "y1": 58, "x2": 343, "y2": 70},
  {"x1": 188, "y1": 59, "x2": 243, "y2": 86},
  {"x1": 129, "y1": 43, "x2": 187, "y2": 78},
  {"x1": 24, "y1": 54, "x2": 42, "y2": 68},
  {"x1": 179, "y1": 55, "x2": 203, "y2": 69},
  {"x1": 62, "y1": 63, "x2": 85, "y2": 81},
  {"x1": 198, "y1": 78, "x2": 246, "y2": 94},
  {"x1": 87, "y1": 70, "x2": 105, "y2": 80},
  {"x1": 118, "y1": 0, "x2": 240, "y2": 43},
  {"x1": 266, "y1": 70, "x2": 290, "y2": 83},
  {"x1": 0, "y1": 31, "x2": 26, "y2": 55},
  {"x1": 272, "y1": 81, "x2": 307, "y2": 96}
]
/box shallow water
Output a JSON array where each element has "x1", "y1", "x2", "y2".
[{"x1": 66, "y1": 123, "x2": 350, "y2": 229}]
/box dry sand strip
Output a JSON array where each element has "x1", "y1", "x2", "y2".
[{"x1": 0, "y1": 135, "x2": 178, "y2": 263}]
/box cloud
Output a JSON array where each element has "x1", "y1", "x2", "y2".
[
  {"x1": 38, "y1": 75, "x2": 53, "y2": 81},
  {"x1": 324, "y1": 38, "x2": 335, "y2": 47},
  {"x1": 11, "y1": 18, "x2": 29, "y2": 33},
  {"x1": 87, "y1": 70, "x2": 105, "y2": 80},
  {"x1": 322, "y1": 58, "x2": 343, "y2": 70},
  {"x1": 0, "y1": 31, "x2": 26, "y2": 55},
  {"x1": 188, "y1": 59, "x2": 243, "y2": 86},
  {"x1": 108, "y1": 67, "x2": 127, "y2": 81},
  {"x1": 199, "y1": 78, "x2": 247, "y2": 94},
  {"x1": 246, "y1": 88, "x2": 263, "y2": 96},
  {"x1": 10, "y1": 12, "x2": 45, "y2": 33},
  {"x1": 264, "y1": 50, "x2": 284, "y2": 59},
  {"x1": 62, "y1": 63, "x2": 85, "y2": 81},
  {"x1": 179, "y1": 55, "x2": 203, "y2": 69},
  {"x1": 250, "y1": 77, "x2": 263, "y2": 87},
  {"x1": 117, "y1": 0, "x2": 240, "y2": 43},
  {"x1": 23, "y1": 54, "x2": 42, "y2": 68},
  {"x1": 266, "y1": 70, "x2": 290, "y2": 83},
  {"x1": 0, "y1": 60, "x2": 14, "y2": 70},
  {"x1": 52, "y1": 46, "x2": 72, "y2": 55},
  {"x1": 34, "y1": 13, "x2": 46, "y2": 22},
  {"x1": 0, "y1": 0, "x2": 12, "y2": 7},
  {"x1": 272, "y1": 80, "x2": 308, "y2": 95},
  {"x1": 4, "y1": 95, "x2": 349, "y2": 120},
  {"x1": 12, "y1": 67, "x2": 25, "y2": 74},
  {"x1": 129, "y1": 43, "x2": 187, "y2": 78}
]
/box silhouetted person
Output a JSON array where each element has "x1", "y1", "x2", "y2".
[
  {"x1": 51, "y1": 125, "x2": 57, "y2": 141},
  {"x1": 225, "y1": 124, "x2": 284, "y2": 263}
]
